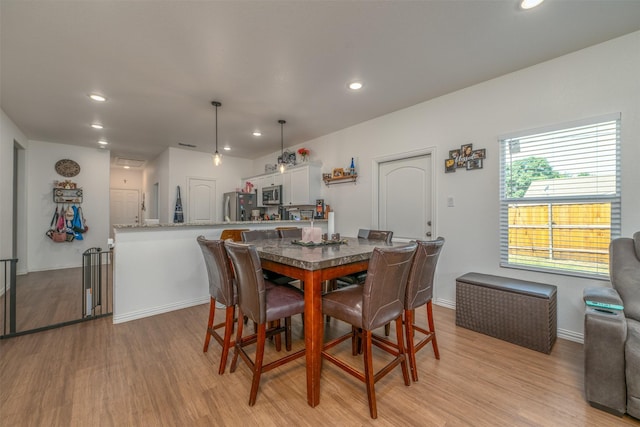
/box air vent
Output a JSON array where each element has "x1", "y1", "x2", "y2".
[
  {"x1": 114, "y1": 157, "x2": 146, "y2": 168},
  {"x1": 178, "y1": 142, "x2": 197, "y2": 148}
]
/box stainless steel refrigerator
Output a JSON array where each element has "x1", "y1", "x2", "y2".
[{"x1": 223, "y1": 192, "x2": 256, "y2": 222}]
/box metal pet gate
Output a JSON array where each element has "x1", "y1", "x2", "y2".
[
  {"x1": 82, "y1": 247, "x2": 112, "y2": 319},
  {"x1": 1, "y1": 248, "x2": 112, "y2": 339}
]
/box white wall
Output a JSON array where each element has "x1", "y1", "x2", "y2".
[
  {"x1": 252, "y1": 31, "x2": 640, "y2": 339},
  {"x1": 169, "y1": 147, "x2": 253, "y2": 222},
  {"x1": 27, "y1": 140, "x2": 111, "y2": 271},
  {"x1": 0, "y1": 110, "x2": 28, "y2": 266}
]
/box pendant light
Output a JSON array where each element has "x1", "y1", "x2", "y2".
[
  {"x1": 212, "y1": 101, "x2": 222, "y2": 166},
  {"x1": 278, "y1": 119, "x2": 286, "y2": 173}
]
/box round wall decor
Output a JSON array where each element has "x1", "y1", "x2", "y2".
[{"x1": 55, "y1": 159, "x2": 81, "y2": 177}]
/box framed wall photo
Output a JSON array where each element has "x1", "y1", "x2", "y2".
[
  {"x1": 332, "y1": 167, "x2": 345, "y2": 178},
  {"x1": 445, "y1": 158, "x2": 456, "y2": 173},
  {"x1": 449, "y1": 149, "x2": 460, "y2": 160},
  {"x1": 466, "y1": 158, "x2": 483, "y2": 170},
  {"x1": 472, "y1": 149, "x2": 486, "y2": 160},
  {"x1": 460, "y1": 143, "x2": 473, "y2": 159}
]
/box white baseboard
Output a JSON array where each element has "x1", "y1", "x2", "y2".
[
  {"x1": 113, "y1": 296, "x2": 208, "y2": 324},
  {"x1": 557, "y1": 328, "x2": 583, "y2": 344},
  {"x1": 433, "y1": 298, "x2": 584, "y2": 344}
]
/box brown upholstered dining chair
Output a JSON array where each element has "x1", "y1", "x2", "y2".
[
  {"x1": 197, "y1": 236, "x2": 236, "y2": 375},
  {"x1": 242, "y1": 228, "x2": 298, "y2": 286},
  {"x1": 277, "y1": 227, "x2": 302, "y2": 239},
  {"x1": 225, "y1": 241, "x2": 306, "y2": 406},
  {"x1": 220, "y1": 228, "x2": 249, "y2": 242},
  {"x1": 404, "y1": 237, "x2": 444, "y2": 382},
  {"x1": 322, "y1": 243, "x2": 417, "y2": 419},
  {"x1": 241, "y1": 229, "x2": 279, "y2": 242},
  {"x1": 334, "y1": 229, "x2": 394, "y2": 288}
]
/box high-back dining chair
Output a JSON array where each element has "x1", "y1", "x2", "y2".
[
  {"x1": 321, "y1": 243, "x2": 417, "y2": 419},
  {"x1": 404, "y1": 237, "x2": 444, "y2": 382},
  {"x1": 277, "y1": 227, "x2": 302, "y2": 239},
  {"x1": 243, "y1": 228, "x2": 298, "y2": 286},
  {"x1": 197, "y1": 236, "x2": 236, "y2": 375},
  {"x1": 335, "y1": 229, "x2": 394, "y2": 288},
  {"x1": 365, "y1": 229, "x2": 393, "y2": 244},
  {"x1": 224, "y1": 241, "x2": 306, "y2": 406},
  {"x1": 241, "y1": 229, "x2": 279, "y2": 242},
  {"x1": 220, "y1": 228, "x2": 249, "y2": 242}
]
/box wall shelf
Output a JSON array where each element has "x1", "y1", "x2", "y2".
[
  {"x1": 323, "y1": 175, "x2": 358, "y2": 186},
  {"x1": 53, "y1": 188, "x2": 83, "y2": 203}
]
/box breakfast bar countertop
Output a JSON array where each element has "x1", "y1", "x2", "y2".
[{"x1": 113, "y1": 219, "x2": 327, "y2": 230}]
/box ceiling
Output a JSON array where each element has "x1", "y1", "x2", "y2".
[{"x1": 2, "y1": 1, "x2": 640, "y2": 167}]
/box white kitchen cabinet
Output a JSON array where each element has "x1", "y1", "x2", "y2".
[
  {"x1": 282, "y1": 164, "x2": 321, "y2": 206},
  {"x1": 245, "y1": 164, "x2": 319, "y2": 207},
  {"x1": 244, "y1": 172, "x2": 281, "y2": 207}
]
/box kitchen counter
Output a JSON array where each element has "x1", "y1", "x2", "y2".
[
  {"x1": 112, "y1": 219, "x2": 328, "y2": 324},
  {"x1": 113, "y1": 219, "x2": 327, "y2": 229}
]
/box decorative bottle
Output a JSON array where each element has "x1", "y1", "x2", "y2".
[{"x1": 350, "y1": 157, "x2": 355, "y2": 176}]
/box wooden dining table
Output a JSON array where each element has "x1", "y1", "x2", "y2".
[{"x1": 252, "y1": 236, "x2": 403, "y2": 407}]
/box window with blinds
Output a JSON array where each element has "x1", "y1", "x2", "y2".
[{"x1": 499, "y1": 114, "x2": 621, "y2": 278}]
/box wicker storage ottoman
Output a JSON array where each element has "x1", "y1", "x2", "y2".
[{"x1": 455, "y1": 272, "x2": 557, "y2": 354}]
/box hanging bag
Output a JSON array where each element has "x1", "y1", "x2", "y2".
[
  {"x1": 56, "y1": 209, "x2": 65, "y2": 231},
  {"x1": 46, "y1": 206, "x2": 67, "y2": 242},
  {"x1": 50, "y1": 206, "x2": 59, "y2": 228}
]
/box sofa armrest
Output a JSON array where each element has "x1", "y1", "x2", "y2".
[
  {"x1": 584, "y1": 287, "x2": 624, "y2": 310},
  {"x1": 584, "y1": 306, "x2": 627, "y2": 416}
]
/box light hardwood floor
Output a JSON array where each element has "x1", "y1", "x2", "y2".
[
  {"x1": 0, "y1": 266, "x2": 112, "y2": 335},
  {"x1": 1, "y1": 302, "x2": 638, "y2": 426}
]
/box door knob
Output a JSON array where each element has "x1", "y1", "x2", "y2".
[
  {"x1": 426, "y1": 232, "x2": 432, "y2": 237},
  {"x1": 427, "y1": 220, "x2": 432, "y2": 226}
]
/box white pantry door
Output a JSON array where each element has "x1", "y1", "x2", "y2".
[
  {"x1": 378, "y1": 154, "x2": 432, "y2": 240},
  {"x1": 188, "y1": 178, "x2": 217, "y2": 223},
  {"x1": 110, "y1": 189, "x2": 140, "y2": 234}
]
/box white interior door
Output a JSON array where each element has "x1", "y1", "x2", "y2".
[
  {"x1": 378, "y1": 154, "x2": 432, "y2": 240},
  {"x1": 110, "y1": 189, "x2": 140, "y2": 234},
  {"x1": 188, "y1": 178, "x2": 216, "y2": 223}
]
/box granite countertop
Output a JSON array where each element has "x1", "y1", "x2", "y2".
[
  {"x1": 113, "y1": 219, "x2": 326, "y2": 229},
  {"x1": 254, "y1": 237, "x2": 404, "y2": 271}
]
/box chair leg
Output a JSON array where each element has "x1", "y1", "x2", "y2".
[
  {"x1": 395, "y1": 316, "x2": 410, "y2": 386},
  {"x1": 248, "y1": 324, "x2": 267, "y2": 406},
  {"x1": 426, "y1": 301, "x2": 440, "y2": 360},
  {"x1": 230, "y1": 310, "x2": 245, "y2": 373},
  {"x1": 285, "y1": 316, "x2": 292, "y2": 351},
  {"x1": 404, "y1": 309, "x2": 419, "y2": 382},
  {"x1": 384, "y1": 323, "x2": 390, "y2": 336},
  {"x1": 273, "y1": 320, "x2": 282, "y2": 351},
  {"x1": 203, "y1": 297, "x2": 216, "y2": 352},
  {"x1": 218, "y1": 305, "x2": 236, "y2": 375},
  {"x1": 351, "y1": 326, "x2": 359, "y2": 356},
  {"x1": 362, "y1": 330, "x2": 377, "y2": 419}
]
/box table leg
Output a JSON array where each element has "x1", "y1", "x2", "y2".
[{"x1": 304, "y1": 269, "x2": 323, "y2": 407}]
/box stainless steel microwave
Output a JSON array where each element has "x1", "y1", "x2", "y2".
[{"x1": 262, "y1": 185, "x2": 282, "y2": 205}]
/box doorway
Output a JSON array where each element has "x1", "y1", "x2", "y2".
[
  {"x1": 110, "y1": 189, "x2": 140, "y2": 235},
  {"x1": 374, "y1": 151, "x2": 435, "y2": 241}
]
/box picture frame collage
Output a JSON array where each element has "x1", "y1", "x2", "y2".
[{"x1": 445, "y1": 143, "x2": 486, "y2": 173}]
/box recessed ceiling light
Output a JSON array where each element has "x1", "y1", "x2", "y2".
[
  {"x1": 348, "y1": 82, "x2": 363, "y2": 90},
  {"x1": 91, "y1": 123, "x2": 103, "y2": 129},
  {"x1": 223, "y1": 146, "x2": 231, "y2": 151},
  {"x1": 252, "y1": 131, "x2": 262, "y2": 137},
  {"x1": 98, "y1": 139, "x2": 108, "y2": 145},
  {"x1": 123, "y1": 166, "x2": 130, "y2": 169},
  {"x1": 520, "y1": 0, "x2": 544, "y2": 10},
  {"x1": 89, "y1": 93, "x2": 107, "y2": 102}
]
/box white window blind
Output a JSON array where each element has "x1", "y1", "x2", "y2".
[{"x1": 499, "y1": 114, "x2": 621, "y2": 278}]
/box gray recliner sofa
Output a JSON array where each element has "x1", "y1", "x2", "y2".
[{"x1": 583, "y1": 231, "x2": 640, "y2": 419}]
